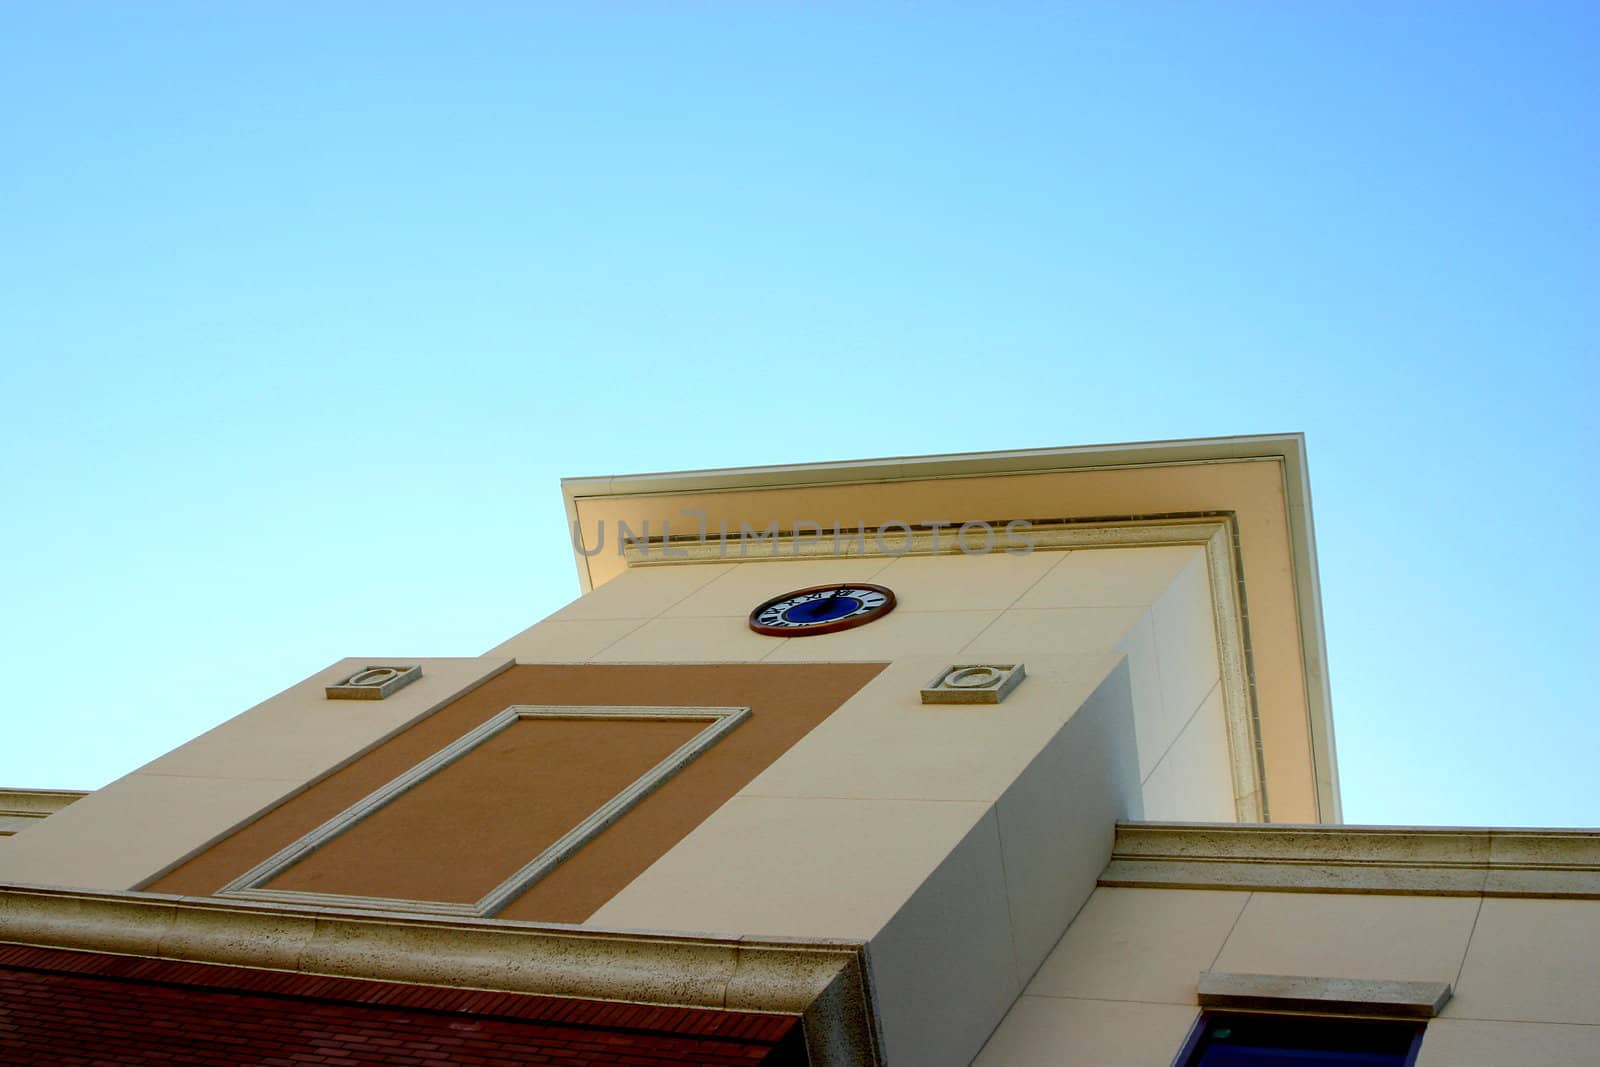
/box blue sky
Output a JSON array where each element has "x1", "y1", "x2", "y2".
[{"x1": 2, "y1": 4, "x2": 1595, "y2": 827}]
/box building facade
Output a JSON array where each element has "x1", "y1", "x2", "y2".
[{"x1": 2, "y1": 435, "x2": 1595, "y2": 1065}]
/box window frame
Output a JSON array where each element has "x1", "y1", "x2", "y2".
[{"x1": 1172, "y1": 1009, "x2": 1428, "y2": 1066}]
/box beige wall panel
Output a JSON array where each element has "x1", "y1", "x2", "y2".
[
  {"x1": 996, "y1": 663, "x2": 1144, "y2": 981},
  {"x1": 763, "y1": 609, "x2": 1001, "y2": 663},
  {"x1": 484, "y1": 618, "x2": 645, "y2": 662},
  {"x1": 870, "y1": 809, "x2": 1022, "y2": 1067},
  {"x1": 0, "y1": 656, "x2": 510, "y2": 892},
  {"x1": 1449, "y1": 898, "x2": 1600, "y2": 1025},
  {"x1": 1014, "y1": 545, "x2": 1201, "y2": 609},
  {"x1": 660, "y1": 557, "x2": 895, "y2": 618},
  {"x1": 1026, "y1": 887, "x2": 1249, "y2": 1005},
  {"x1": 134, "y1": 657, "x2": 512, "y2": 783},
  {"x1": 1141, "y1": 684, "x2": 1237, "y2": 822},
  {"x1": 871, "y1": 549, "x2": 1065, "y2": 612},
  {"x1": 588, "y1": 616, "x2": 789, "y2": 662},
  {"x1": 1212, "y1": 892, "x2": 1478, "y2": 985},
  {"x1": 584, "y1": 794, "x2": 991, "y2": 940},
  {"x1": 973, "y1": 995, "x2": 1200, "y2": 1067},
  {"x1": 574, "y1": 458, "x2": 1320, "y2": 820},
  {"x1": 1150, "y1": 551, "x2": 1224, "y2": 728},
  {"x1": 0, "y1": 775, "x2": 298, "y2": 892},
  {"x1": 1415, "y1": 1019, "x2": 1600, "y2": 1066},
  {"x1": 959, "y1": 606, "x2": 1146, "y2": 660},
  {"x1": 547, "y1": 561, "x2": 735, "y2": 621},
  {"x1": 650, "y1": 550, "x2": 1066, "y2": 652},
  {"x1": 1116, "y1": 613, "x2": 1184, "y2": 781},
  {"x1": 737, "y1": 654, "x2": 1122, "y2": 804}
]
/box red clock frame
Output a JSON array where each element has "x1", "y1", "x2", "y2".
[{"x1": 747, "y1": 583, "x2": 898, "y2": 637}]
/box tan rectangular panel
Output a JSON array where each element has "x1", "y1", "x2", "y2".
[{"x1": 262, "y1": 717, "x2": 707, "y2": 905}]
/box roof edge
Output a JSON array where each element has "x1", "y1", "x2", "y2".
[{"x1": 562, "y1": 433, "x2": 1309, "y2": 500}]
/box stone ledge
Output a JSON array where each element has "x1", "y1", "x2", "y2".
[
  {"x1": 1198, "y1": 971, "x2": 1451, "y2": 1019},
  {"x1": 1100, "y1": 822, "x2": 1600, "y2": 898},
  {"x1": 0, "y1": 881, "x2": 881, "y2": 1067},
  {"x1": 0, "y1": 791, "x2": 89, "y2": 838},
  {"x1": 0, "y1": 789, "x2": 88, "y2": 820}
]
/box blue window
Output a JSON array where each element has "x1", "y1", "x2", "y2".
[{"x1": 1178, "y1": 1013, "x2": 1425, "y2": 1066}]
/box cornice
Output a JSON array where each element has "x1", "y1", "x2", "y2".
[
  {"x1": 0, "y1": 882, "x2": 882, "y2": 1067},
  {"x1": 560, "y1": 434, "x2": 1308, "y2": 499},
  {"x1": 0, "y1": 789, "x2": 88, "y2": 817},
  {"x1": 1101, "y1": 822, "x2": 1600, "y2": 898},
  {"x1": 0, "y1": 790, "x2": 88, "y2": 837}
]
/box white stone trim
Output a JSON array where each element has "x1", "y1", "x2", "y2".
[
  {"x1": 324, "y1": 663, "x2": 422, "y2": 700},
  {"x1": 1101, "y1": 822, "x2": 1600, "y2": 897},
  {"x1": 0, "y1": 788, "x2": 89, "y2": 816},
  {"x1": 617, "y1": 513, "x2": 1219, "y2": 564},
  {"x1": 217, "y1": 705, "x2": 751, "y2": 917},
  {"x1": 1198, "y1": 972, "x2": 1451, "y2": 1019},
  {"x1": 562, "y1": 434, "x2": 1303, "y2": 501},
  {"x1": 920, "y1": 663, "x2": 1026, "y2": 705},
  {"x1": 0, "y1": 789, "x2": 86, "y2": 836}
]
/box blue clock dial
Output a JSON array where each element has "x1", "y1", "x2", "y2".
[
  {"x1": 783, "y1": 595, "x2": 862, "y2": 624},
  {"x1": 749, "y1": 583, "x2": 896, "y2": 636}
]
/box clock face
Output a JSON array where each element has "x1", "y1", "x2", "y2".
[{"x1": 748, "y1": 582, "x2": 897, "y2": 637}]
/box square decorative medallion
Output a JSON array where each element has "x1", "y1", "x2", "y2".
[
  {"x1": 325, "y1": 664, "x2": 422, "y2": 700},
  {"x1": 921, "y1": 663, "x2": 1026, "y2": 705}
]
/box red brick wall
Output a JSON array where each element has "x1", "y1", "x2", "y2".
[{"x1": 0, "y1": 945, "x2": 805, "y2": 1066}]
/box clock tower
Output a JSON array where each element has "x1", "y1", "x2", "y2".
[{"x1": 8, "y1": 436, "x2": 1589, "y2": 1067}]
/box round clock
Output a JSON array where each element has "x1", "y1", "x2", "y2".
[{"x1": 748, "y1": 582, "x2": 897, "y2": 637}]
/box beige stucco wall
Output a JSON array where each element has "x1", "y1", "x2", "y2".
[
  {"x1": 492, "y1": 545, "x2": 1231, "y2": 824},
  {"x1": 490, "y1": 546, "x2": 1232, "y2": 1066},
  {"x1": 0, "y1": 656, "x2": 512, "y2": 892},
  {"x1": 975, "y1": 884, "x2": 1600, "y2": 1066},
  {"x1": 0, "y1": 542, "x2": 1226, "y2": 912},
  {"x1": 1, "y1": 541, "x2": 1242, "y2": 1067}
]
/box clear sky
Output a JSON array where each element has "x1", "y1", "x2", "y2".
[{"x1": 2, "y1": 4, "x2": 1595, "y2": 828}]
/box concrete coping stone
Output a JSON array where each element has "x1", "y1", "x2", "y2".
[
  {"x1": 1198, "y1": 971, "x2": 1452, "y2": 1019},
  {"x1": 0, "y1": 790, "x2": 89, "y2": 819},
  {"x1": 1101, "y1": 822, "x2": 1600, "y2": 898}
]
